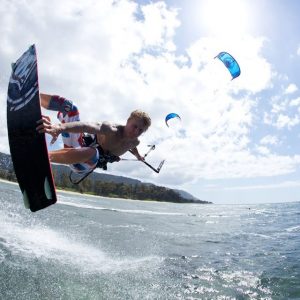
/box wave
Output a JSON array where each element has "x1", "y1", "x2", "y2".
[
  {"x1": 58, "y1": 200, "x2": 185, "y2": 216},
  {"x1": 285, "y1": 225, "x2": 300, "y2": 232},
  {"x1": 0, "y1": 210, "x2": 161, "y2": 274}
]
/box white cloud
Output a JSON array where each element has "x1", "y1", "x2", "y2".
[
  {"x1": 255, "y1": 146, "x2": 270, "y2": 155},
  {"x1": 274, "y1": 114, "x2": 299, "y2": 129},
  {"x1": 260, "y1": 135, "x2": 279, "y2": 146},
  {"x1": 217, "y1": 180, "x2": 300, "y2": 191},
  {"x1": 263, "y1": 86, "x2": 300, "y2": 130},
  {"x1": 290, "y1": 97, "x2": 300, "y2": 106},
  {"x1": 284, "y1": 83, "x2": 298, "y2": 94},
  {"x1": 264, "y1": 110, "x2": 300, "y2": 130}
]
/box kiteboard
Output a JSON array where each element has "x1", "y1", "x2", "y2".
[{"x1": 7, "y1": 44, "x2": 57, "y2": 212}]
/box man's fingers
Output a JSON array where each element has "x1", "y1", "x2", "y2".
[
  {"x1": 50, "y1": 136, "x2": 58, "y2": 145},
  {"x1": 37, "y1": 116, "x2": 51, "y2": 123},
  {"x1": 36, "y1": 122, "x2": 51, "y2": 132},
  {"x1": 36, "y1": 123, "x2": 46, "y2": 130},
  {"x1": 36, "y1": 116, "x2": 59, "y2": 142},
  {"x1": 41, "y1": 115, "x2": 51, "y2": 122}
]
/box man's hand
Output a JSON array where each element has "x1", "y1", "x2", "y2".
[
  {"x1": 135, "y1": 153, "x2": 145, "y2": 161},
  {"x1": 129, "y1": 147, "x2": 145, "y2": 161},
  {"x1": 36, "y1": 116, "x2": 62, "y2": 144}
]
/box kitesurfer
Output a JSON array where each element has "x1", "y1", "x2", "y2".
[{"x1": 36, "y1": 94, "x2": 151, "y2": 175}]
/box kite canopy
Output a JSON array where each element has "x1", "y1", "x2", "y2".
[
  {"x1": 215, "y1": 52, "x2": 241, "y2": 80},
  {"x1": 165, "y1": 113, "x2": 181, "y2": 127}
]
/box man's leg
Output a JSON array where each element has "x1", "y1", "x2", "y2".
[
  {"x1": 41, "y1": 93, "x2": 76, "y2": 118},
  {"x1": 40, "y1": 93, "x2": 83, "y2": 148},
  {"x1": 41, "y1": 93, "x2": 99, "y2": 172},
  {"x1": 40, "y1": 93, "x2": 52, "y2": 109},
  {"x1": 49, "y1": 147, "x2": 97, "y2": 164}
]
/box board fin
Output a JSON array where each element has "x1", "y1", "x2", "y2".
[
  {"x1": 44, "y1": 177, "x2": 53, "y2": 200},
  {"x1": 22, "y1": 190, "x2": 30, "y2": 209}
]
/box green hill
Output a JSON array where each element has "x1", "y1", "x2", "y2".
[{"x1": 0, "y1": 152, "x2": 211, "y2": 204}]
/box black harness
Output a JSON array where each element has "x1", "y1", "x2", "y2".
[
  {"x1": 69, "y1": 134, "x2": 120, "y2": 184},
  {"x1": 69, "y1": 135, "x2": 165, "y2": 184},
  {"x1": 94, "y1": 146, "x2": 120, "y2": 170}
]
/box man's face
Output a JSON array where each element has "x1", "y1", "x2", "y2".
[{"x1": 125, "y1": 118, "x2": 145, "y2": 139}]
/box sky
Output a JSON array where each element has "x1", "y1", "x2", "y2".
[{"x1": 1, "y1": 0, "x2": 300, "y2": 204}]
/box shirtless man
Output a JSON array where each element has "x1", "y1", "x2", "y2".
[{"x1": 36, "y1": 93, "x2": 151, "y2": 174}]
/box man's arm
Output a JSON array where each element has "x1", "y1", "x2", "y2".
[
  {"x1": 58, "y1": 121, "x2": 102, "y2": 134},
  {"x1": 130, "y1": 146, "x2": 144, "y2": 161},
  {"x1": 58, "y1": 121, "x2": 116, "y2": 135},
  {"x1": 36, "y1": 116, "x2": 114, "y2": 144}
]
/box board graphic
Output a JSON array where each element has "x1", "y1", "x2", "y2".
[{"x1": 7, "y1": 45, "x2": 57, "y2": 212}]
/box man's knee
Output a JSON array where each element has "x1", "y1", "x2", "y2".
[
  {"x1": 69, "y1": 103, "x2": 78, "y2": 114},
  {"x1": 40, "y1": 93, "x2": 52, "y2": 109},
  {"x1": 48, "y1": 95, "x2": 79, "y2": 116}
]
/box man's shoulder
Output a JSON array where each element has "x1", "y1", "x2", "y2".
[
  {"x1": 102, "y1": 121, "x2": 121, "y2": 127},
  {"x1": 100, "y1": 122, "x2": 123, "y2": 135},
  {"x1": 113, "y1": 123, "x2": 124, "y2": 133},
  {"x1": 101, "y1": 121, "x2": 118, "y2": 129}
]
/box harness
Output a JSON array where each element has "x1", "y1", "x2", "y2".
[
  {"x1": 69, "y1": 133, "x2": 120, "y2": 184},
  {"x1": 69, "y1": 135, "x2": 165, "y2": 184},
  {"x1": 83, "y1": 134, "x2": 120, "y2": 169}
]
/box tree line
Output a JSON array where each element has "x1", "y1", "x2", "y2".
[
  {"x1": 52, "y1": 169, "x2": 195, "y2": 203},
  {"x1": 0, "y1": 166, "x2": 209, "y2": 203}
]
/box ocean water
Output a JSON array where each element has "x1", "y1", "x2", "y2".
[{"x1": 0, "y1": 180, "x2": 299, "y2": 300}]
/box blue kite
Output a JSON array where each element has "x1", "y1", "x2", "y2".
[
  {"x1": 215, "y1": 52, "x2": 241, "y2": 80},
  {"x1": 165, "y1": 113, "x2": 181, "y2": 127}
]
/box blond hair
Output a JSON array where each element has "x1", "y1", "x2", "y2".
[{"x1": 128, "y1": 110, "x2": 151, "y2": 131}]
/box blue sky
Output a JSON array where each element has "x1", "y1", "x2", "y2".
[{"x1": 1, "y1": 0, "x2": 300, "y2": 204}]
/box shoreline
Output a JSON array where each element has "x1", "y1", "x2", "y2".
[{"x1": 0, "y1": 178, "x2": 176, "y2": 204}]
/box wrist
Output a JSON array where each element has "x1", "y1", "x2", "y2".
[{"x1": 56, "y1": 123, "x2": 63, "y2": 135}]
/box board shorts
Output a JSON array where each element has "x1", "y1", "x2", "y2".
[{"x1": 49, "y1": 95, "x2": 99, "y2": 174}]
